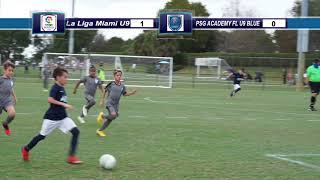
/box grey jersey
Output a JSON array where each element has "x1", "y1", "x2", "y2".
[
  {"x1": 105, "y1": 81, "x2": 127, "y2": 108},
  {"x1": 79, "y1": 76, "x2": 102, "y2": 97},
  {"x1": 0, "y1": 76, "x2": 14, "y2": 104},
  {"x1": 43, "y1": 68, "x2": 51, "y2": 79}
]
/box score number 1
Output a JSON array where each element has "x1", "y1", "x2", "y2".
[
  {"x1": 262, "y1": 19, "x2": 286, "y2": 28},
  {"x1": 130, "y1": 19, "x2": 154, "y2": 28}
]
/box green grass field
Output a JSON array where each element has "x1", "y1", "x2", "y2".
[{"x1": 1, "y1": 78, "x2": 320, "y2": 179}]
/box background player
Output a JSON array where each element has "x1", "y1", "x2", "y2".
[
  {"x1": 306, "y1": 59, "x2": 320, "y2": 111},
  {"x1": 0, "y1": 60, "x2": 17, "y2": 136},
  {"x1": 96, "y1": 69, "x2": 136, "y2": 137},
  {"x1": 73, "y1": 65, "x2": 103, "y2": 123},
  {"x1": 228, "y1": 69, "x2": 245, "y2": 97},
  {"x1": 22, "y1": 67, "x2": 82, "y2": 164}
]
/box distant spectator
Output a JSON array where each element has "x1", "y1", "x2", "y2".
[
  {"x1": 32, "y1": 61, "x2": 37, "y2": 70},
  {"x1": 24, "y1": 63, "x2": 29, "y2": 74},
  {"x1": 282, "y1": 68, "x2": 288, "y2": 84},
  {"x1": 255, "y1": 71, "x2": 264, "y2": 82},
  {"x1": 42, "y1": 66, "x2": 51, "y2": 91}
]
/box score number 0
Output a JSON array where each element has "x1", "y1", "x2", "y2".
[{"x1": 262, "y1": 19, "x2": 286, "y2": 28}]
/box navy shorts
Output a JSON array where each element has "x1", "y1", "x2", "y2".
[{"x1": 309, "y1": 82, "x2": 320, "y2": 94}]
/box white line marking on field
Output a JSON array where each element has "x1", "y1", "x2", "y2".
[
  {"x1": 215, "y1": 117, "x2": 224, "y2": 120},
  {"x1": 17, "y1": 112, "x2": 32, "y2": 115},
  {"x1": 274, "y1": 118, "x2": 290, "y2": 121},
  {"x1": 273, "y1": 154, "x2": 320, "y2": 157},
  {"x1": 143, "y1": 97, "x2": 155, "y2": 102},
  {"x1": 266, "y1": 154, "x2": 320, "y2": 171},
  {"x1": 307, "y1": 120, "x2": 320, "y2": 122},
  {"x1": 242, "y1": 118, "x2": 257, "y2": 121},
  {"x1": 143, "y1": 98, "x2": 320, "y2": 118},
  {"x1": 165, "y1": 116, "x2": 188, "y2": 119}
]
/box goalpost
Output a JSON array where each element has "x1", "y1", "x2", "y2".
[
  {"x1": 42, "y1": 53, "x2": 173, "y2": 88},
  {"x1": 195, "y1": 57, "x2": 232, "y2": 79}
]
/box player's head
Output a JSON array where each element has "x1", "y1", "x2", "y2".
[
  {"x1": 3, "y1": 60, "x2": 15, "y2": 78},
  {"x1": 113, "y1": 69, "x2": 122, "y2": 82},
  {"x1": 53, "y1": 67, "x2": 68, "y2": 85},
  {"x1": 89, "y1": 65, "x2": 97, "y2": 77},
  {"x1": 314, "y1": 59, "x2": 320, "y2": 64}
]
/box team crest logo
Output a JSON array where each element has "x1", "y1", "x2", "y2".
[
  {"x1": 40, "y1": 15, "x2": 57, "y2": 32},
  {"x1": 60, "y1": 95, "x2": 68, "y2": 103},
  {"x1": 167, "y1": 15, "x2": 184, "y2": 32}
]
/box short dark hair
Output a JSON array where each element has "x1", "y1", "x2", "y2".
[
  {"x1": 113, "y1": 69, "x2": 122, "y2": 75},
  {"x1": 52, "y1": 67, "x2": 68, "y2": 80},
  {"x1": 314, "y1": 59, "x2": 320, "y2": 63},
  {"x1": 3, "y1": 60, "x2": 15, "y2": 70},
  {"x1": 89, "y1": 65, "x2": 96, "y2": 71}
]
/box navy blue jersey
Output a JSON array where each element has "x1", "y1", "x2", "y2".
[
  {"x1": 43, "y1": 83, "x2": 68, "y2": 120},
  {"x1": 233, "y1": 73, "x2": 244, "y2": 85}
]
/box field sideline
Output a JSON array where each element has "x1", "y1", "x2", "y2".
[{"x1": 0, "y1": 80, "x2": 320, "y2": 179}]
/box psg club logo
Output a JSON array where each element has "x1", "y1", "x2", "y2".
[
  {"x1": 40, "y1": 15, "x2": 57, "y2": 32},
  {"x1": 167, "y1": 15, "x2": 184, "y2": 32}
]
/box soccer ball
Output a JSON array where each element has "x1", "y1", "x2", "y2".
[{"x1": 99, "y1": 154, "x2": 117, "y2": 170}]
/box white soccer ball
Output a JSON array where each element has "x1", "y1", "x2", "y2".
[{"x1": 99, "y1": 154, "x2": 117, "y2": 170}]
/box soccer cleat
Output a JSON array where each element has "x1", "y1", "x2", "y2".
[
  {"x1": 67, "y1": 156, "x2": 83, "y2": 164},
  {"x1": 2, "y1": 124, "x2": 11, "y2": 136},
  {"x1": 230, "y1": 91, "x2": 235, "y2": 97},
  {"x1": 97, "y1": 112, "x2": 104, "y2": 125},
  {"x1": 21, "y1": 147, "x2": 29, "y2": 161},
  {"x1": 82, "y1": 105, "x2": 88, "y2": 117},
  {"x1": 308, "y1": 106, "x2": 317, "y2": 111},
  {"x1": 77, "y1": 116, "x2": 86, "y2": 124},
  {"x1": 96, "y1": 129, "x2": 106, "y2": 137}
]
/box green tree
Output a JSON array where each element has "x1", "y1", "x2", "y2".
[
  {"x1": 50, "y1": 30, "x2": 97, "y2": 53},
  {"x1": 0, "y1": 30, "x2": 30, "y2": 60},
  {"x1": 33, "y1": 35, "x2": 52, "y2": 62},
  {"x1": 275, "y1": 0, "x2": 320, "y2": 52},
  {"x1": 274, "y1": 30, "x2": 297, "y2": 53},
  {"x1": 90, "y1": 34, "x2": 107, "y2": 52},
  {"x1": 105, "y1": 37, "x2": 125, "y2": 52},
  {"x1": 222, "y1": 31, "x2": 276, "y2": 53}
]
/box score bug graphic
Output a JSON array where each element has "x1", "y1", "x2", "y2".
[{"x1": 40, "y1": 15, "x2": 57, "y2": 32}]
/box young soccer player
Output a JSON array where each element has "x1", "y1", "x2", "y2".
[
  {"x1": 96, "y1": 69, "x2": 136, "y2": 137},
  {"x1": 228, "y1": 69, "x2": 245, "y2": 97},
  {"x1": 73, "y1": 65, "x2": 103, "y2": 123},
  {"x1": 22, "y1": 67, "x2": 82, "y2": 164},
  {"x1": 0, "y1": 60, "x2": 17, "y2": 136}
]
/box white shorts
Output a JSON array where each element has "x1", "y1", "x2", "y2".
[
  {"x1": 40, "y1": 117, "x2": 77, "y2": 136},
  {"x1": 233, "y1": 84, "x2": 241, "y2": 90}
]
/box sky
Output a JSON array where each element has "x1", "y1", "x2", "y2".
[{"x1": 0, "y1": 0, "x2": 297, "y2": 40}]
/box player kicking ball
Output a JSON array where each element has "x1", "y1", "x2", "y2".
[
  {"x1": 96, "y1": 69, "x2": 137, "y2": 137},
  {"x1": 22, "y1": 67, "x2": 82, "y2": 164},
  {"x1": 73, "y1": 65, "x2": 103, "y2": 123},
  {"x1": 228, "y1": 69, "x2": 245, "y2": 97},
  {"x1": 0, "y1": 60, "x2": 17, "y2": 136}
]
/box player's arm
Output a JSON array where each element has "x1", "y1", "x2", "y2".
[
  {"x1": 48, "y1": 97, "x2": 73, "y2": 110},
  {"x1": 73, "y1": 81, "x2": 82, "y2": 94},
  {"x1": 73, "y1": 77, "x2": 86, "y2": 94},
  {"x1": 123, "y1": 89, "x2": 137, "y2": 96},
  {"x1": 99, "y1": 89, "x2": 108, "y2": 107},
  {"x1": 12, "y1": 90, "x2": 17, "y2": 103}
]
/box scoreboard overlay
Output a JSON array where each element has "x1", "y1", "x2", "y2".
[{"x1": 0, "y1": 12, "x2": 319, "y2": 34}]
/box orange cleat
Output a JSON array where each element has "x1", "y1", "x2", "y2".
[
  {"x1": 21, "y1": 147, "x2": 29, "y2": 161},
  {"x1": 67, "y1": 156, "x2": 83, "y2": 164}
]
